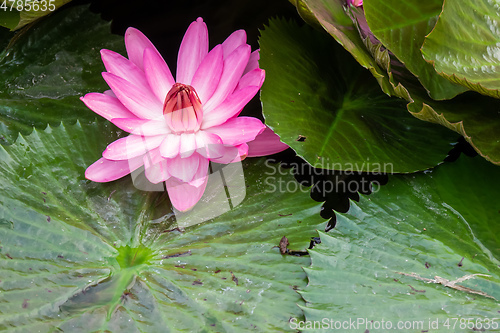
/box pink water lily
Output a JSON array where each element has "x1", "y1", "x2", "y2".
[{"x1": 82, "y1": 18, "x2": 287, "y2": 211}]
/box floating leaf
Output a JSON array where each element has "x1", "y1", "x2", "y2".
[
  {"x1": 259, "y1": 18, "x2": 457, "y2": 173},
  {"x1": 300, "y1": 155, "x2": 500, "y2": 331},
  {"x1": 0, "y1": 121, "x2": 324, "y2": 331}
]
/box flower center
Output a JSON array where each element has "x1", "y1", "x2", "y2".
[{"x1": 163, "y1": 83, "x2": 203, "y2": 133}]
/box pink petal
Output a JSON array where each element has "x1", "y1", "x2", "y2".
[
  {"x1": 179, "y1": 132, "x2": 197, "y2": 158},
  {"x1": 103, "y1": 89, "x2": 116, "y2": 97},
  {"x1": 143, "y1": 148, "x2": 170, "y2": 183},
  {"x1": 143, "y1": 47, "x2": 175, "y2": 103},
  {"x1": 221, "y1": 30, "x2": 247, "y2": 58},
  {"x1": 103, "y1": 72, "x2": 163, "y2": 119},
  {"x1": 190, "y1": 45, "x2": 223, "y2": 104},
  {"x1": 168, "y1": 153, "x2": 203, "y2": 183},
  {"x1": 111, "y1": 118, "x2": 171, "y2": 136},
  {"x1": 243, "y1": 49, "x2": 260, "y2": 75},
  {"x1": 194, "y1": 131, "x2": 225, "y2": 159},
  {"x1": 209, "y1": 145, "x2": 244, "y2": 164},
  {"x1": 159, "y1": 133, "x2": 181, "y2": 159},
  {"x1": 247, "y1": 127, "x2": 289, "y2": 157},
  {"x1": 143, "y1": 147, "x2": 165, "y2": 167},
  {"x1": 203, "y1": 44, "x2": 251, "y2": 114},
  {"x1": 103, "y1": 135, "x2": 164, "y2": 160},
  {"x1": 80, "y1": 93, "x2": 137, "y2": 121},
  {"x1": 187, "y1": 156, "x2": 209, "y2": 187},
  {"x1": 236, "y1": 68, "x2": 265, "y2": 91},
  {"x1": 176, "y1": 17, "x2": 209, "y2": 84},
  {"x1": 125, "y1": 27, "x2": 162, "y2": 70},
  {"x1": 204, "y1": 117, "x2": 265, "y2": 146},
  {"x1": 85, "y1": 155, "x2": 144, "y2": 182},
  {"x1": 101, "y1": 49, "x2": 150, "y2": 93},
  {"x1": 166, "y1": 174, "x2": 208, "y2": 212},
  {"x1": 144, "y1": 158, "x2": 169, "y2": 184},
  {"x1": 236, "y1": 143, "x2": 249, "y2": 161},
  {"x1": 201, "y1": 85, "x2": 261, "y2": 129}
]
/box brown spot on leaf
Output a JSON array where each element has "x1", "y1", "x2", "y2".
[
  {"x1": 230, "y1": 271, "x2": 238, "y2": 285},
  {"x1": 425, "y1": 262, "x2": 431, "y2": 269},
  {"x1": 22, "y1": 299, "x2": 29, "y2": 309},
  {"x1": 192, "y1": 279, "x2": 203, "y2": 286}
]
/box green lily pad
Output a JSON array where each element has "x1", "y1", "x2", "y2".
[
  {"x1": 363, "y1": 0, "x2": 467, "y2": 100},
  {"x1": 421, "y1": 0, "x2": 500, "y2": 99},
  {"x1": 0, "y1": 121, "x2": 325, "y2": 331},
  {"x1": 0, "y1": 5, "x2": 124, "y2": 144},
  {"x1": 300, "y1": 155, "x2": 500, "y2": 332},
  {"x1": 259, "y1": 18, "x2": 458, "y2": 173}
]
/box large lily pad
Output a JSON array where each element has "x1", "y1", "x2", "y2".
[
  {"x1": 421, "y1": 0, "x2": 500, "y2": 99},
  {"x1": 259, "y1": 18, "x2": 458, "y2": 173},
  {"x1": 363, "y1": 0, "x2": 467, "y2": 100},
  {"x1": 0, "y1": 121, "x2": 324, "y2": 331},
  {"x1": 300, "y1": 155, "x2": 500, "y2": 332},
  {"x1": 0, "y1": 5, "x2": 124, "y2": 144}
]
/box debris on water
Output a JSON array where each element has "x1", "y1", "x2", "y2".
[
  {"x1": 276, "y1": 236, "x2": 309, "y2": 256},
  {"x1": 230, "y1": 271, "x2": 238, "y2": 285},
  {"x1": 279, "y1": 236, "x2": 289, "y2": 255}
]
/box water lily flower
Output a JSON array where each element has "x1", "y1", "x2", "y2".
[{"x1": 81, "y1": 18, "x2": 287, "y2": 211}]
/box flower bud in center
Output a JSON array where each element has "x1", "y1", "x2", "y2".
[{"x1": 163, "y1": 83, "x2": 203, "y2": 133}]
